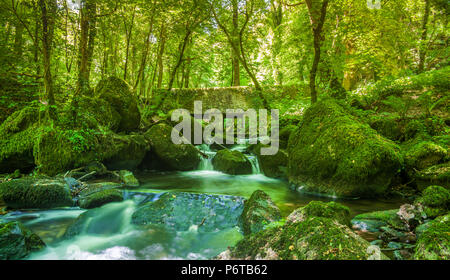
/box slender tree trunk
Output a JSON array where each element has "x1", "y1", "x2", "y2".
[
  {"x1": 167, "y1": 29, "x2": 191, "y2": 91},
  {"x1": 39, "y1": 0, "x2": 57, "y2": 119},
  {"x1": 156, "y1": 22, "x2": 166, "y2": 88},
  {"x1": 305, "y1": 0, "x2": 329, "y2": 104},
  {"x1": 123, "y1": 6, "x2": 136, "y2": 81},
  {"x1": 418, "y1": 0, "x2": 430, "y2": 73},
  {"x1": 231, "y1": 0, "x2": 240, "y2": 86},
  {"x1": 14, "y1": 23, "x2": 24, "y2": 57},
  {"x1": 135, "y1": 17, "x2": 154, "y2": 93}
]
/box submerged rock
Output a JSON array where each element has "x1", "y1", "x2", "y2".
[
  {"x1": 212, "y1": 149, "x2": 252, "y2": 175},
  {"x1": 239, "y1": 190, "x2": 281, "y2": 235},
  {"x1": 131, "y1": 192, "x2": 245, "y2": 233},
  {"x1": 414, "y1": 214, "x2": 450, "y2": 260},
  {"x1": 288, "y1": 201, "x2": 351, "y2": 226},
  {"x1": 287, "y1": 99, "x2": 403, "y2": 198},
  {"x1": 144, "y1": 123, "x2": 200, "y2": 171},
  {"x1": 0, "y1": 178, "x2": 73, "y2": 209},
  {"x1": 0, "y1": 221, "x2": 45, "y2": 260},
  {"x1": 95, "y1": 77, "x2": 140, "y2": 133},
  {"x1": 78, "y1": 189, "x2": 123, "y2": 209}
]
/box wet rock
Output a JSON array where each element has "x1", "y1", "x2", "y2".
[
  {"x1": 0, "y1": 221, "x2": 45, "y2": 260},
  {"x1": 78, "y1": 188, "x2": 123, "y2": 209},
  {"x1": 239, "y1": 190, "x2": 281, "y2": 235},
  {"x1": 251, "y1": 144, "x2": 288, "y2": 179},
  {"x1": 287, "y1": 99, "x2": 403, "y2": 198},
  {"x1": 387, "y1": 241, "x2": 403, "y2": 250},
  {"x1": 212, "y1": 149, "x2": 252, "y2": 175},
  {"x1": 131, "y1": 192, "x2": 245, "y2": 233},
  {"x1": 287, "y1": 201, "x2": 351, "y2": 226},
  {"x1": 379, "y1": 226, "x2": 407, "y2": 242},
  {"x1": 394, "y1": 249, "x2": 413, "y2": 260},
  {"x1": 414, "y1": 214, "x2": 450, "y2": 260},
  {"x1": 351, "y1": 209, "x2": 407, "y2": 232},
  {"x1": 119, "y1": 170, "x2": 139, "y2": 187},
  {"x1": 144, "y1": 123, "x2": 200, "y2": 171},
  {"x1": 0, "y1": 178, "x2": 73, "y2": 209},
  {"x1": 102, "y1": 134, "x2": 149, "y2": 171}
]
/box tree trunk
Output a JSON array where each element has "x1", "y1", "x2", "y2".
[
  {"x1": 418, "y1": 0, "x2": 430, "y2": 73},
  {"x1": 157, "y1": 22, "x2": 166, "y2": 88},
  {"x1": 39, "y1": 0, "x2": 57, "y2": 119},
  {"x1": 305, "y1": 0, "x2": 329, "y2": 104},
  {"x1": 231, "y1": 0, "x2": 240, "y2": 86},
  {"x1": 123, "y1": 6, "x2": 136, "y2": 81},
  {"x1": 167, "y1": 29, "x2": 192, "y2": 91}
]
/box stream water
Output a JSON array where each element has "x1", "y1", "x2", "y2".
[{"x1": 0, "y1": 143, "x2": 406, "y2": 260}]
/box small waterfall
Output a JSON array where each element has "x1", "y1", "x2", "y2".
[
  {"x1": 197, "y1": 144, "x2": 216, "y2": 171},
  {"x1": 247, "y1": 155, "x2": 261, "y2": 174}
]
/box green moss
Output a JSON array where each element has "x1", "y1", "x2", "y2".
[
  {"x1": 351, "y1": 209, "x2": 407, "y2": 231},
  {"x1": 288, "y1": 201, "x2": 351, "y2": 226},
  {"x1": 212, "y1": 149, "x2": 252, "y2": 175},
  {"x1": 95, "y1": 77, "x2": 140, "y2": 132},
  {"x1": 405, "y1": 141, "x2": 447, "y2": 170},
  {"x1": 240, "y1": 190, "x2": 281, "y2": 235},
  {"x1": 0, "y1": 178, "x2": 73, "y2": 209},
  {"x1": 414, "y1": 162, "x2": 450, "y2": 190},
  {"x1": 0, "y1": 221, "x2": 45, "y2": 260},
  {"x1": 78, "y1": 189, "x2": 123, "y2": 209},
  {"x1": 0, "y1": 106, "x2": 40, "y2": 173},
  {"x1": 288, "y1": 98, "x2": 403, "y2": 198},
  {"x1": 368, "y1": 113, "x2": 403, "y2": 141},
  {"x1": 414, "y1": 214, "x2": 450, "y2": 260},
  {"x1": 415, "y1": 185, "x2": 450, "y2": 218},
  {"x1": 144, "y1": 123, "x2": 200, "y2": 171},
  {"x1": 230, "y1": 217, "x2": 387, "y2": 260}
]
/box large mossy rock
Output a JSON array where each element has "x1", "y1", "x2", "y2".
[
  {"x1": 78, "y1": 189, "x2": 123, "y2": 209},
  {"x1": 144, "y1": 123, "x2": 200, "y2": 171},
  {"x1": 251, "y1": 144, "x2": 288, "y2": 179},
  {"x1": 95, "y1": 77, "x2": 140, "y2": 132},
  {"x1": 219, "y1": 216, "x2": 388, "y2": 260},
  {"x1": 239, "y1": 190, "x2": 281, "y2": 235},
  {"x1": 101, "y1": 134, "x2": 149, "y2": 171},
  {"x1": 288, "y1": 99, "x2": 403, "y2": 198},
  {"x1": 414, "y1": 214, "x2": 450, "y2": 260},
  {"x1": 414, "y1": 185, "x2": 450, "y2": 219},
  {"x1": 212, "y1": 149, "x2": 252, "y2": 175},
  {"x1": 131, "y1": 192, "x2": 245, "y2": 233},
  {"x1": 0, "y1": 106, "x2": 39, "y2": 173},
  {"x1": 287, "y1": 201, "x2": 351, "y2": 227},
  {"x1": 0, "y1": 221, "x2": 45, "y2": 260},
  {"x1": 414, "y1": 162, "x2": 450, "y2": 190},
  {"x1": 69, "y1": 96, "x2": 121, "y2": 131},
  {"x1": 0, "y1": 178, "x2": 73, "y2": 209}
]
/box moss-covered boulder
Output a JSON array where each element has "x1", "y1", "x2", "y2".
[
  {"x1": 414, "y1": 185, "x2": 450, "y2": 219},
  {"x1": 288, "y1": 99, "x2": 403, "y2": 198},
  {"x1": 0, "y1": 178, "x2": 73, "y2": 209},
  {"x1": 414, "y1": 214, "x2": 450, "y2": 260},
  {"x1": 101, "y1": 134, "x2": 149, "y2": 171},
  {"x1": 405, "y1": 141, "x2": 448, "y2": 171},
  {"x1": 219, "y1": 217, "x2": 388, "y2": 260},
  {"x1": 144, "y1": 123, "x2": 200, "y2": 171},
  {"x1": 78, "y1": 189, "x2": 123, "y2": 209},
  {"x1": 351, "y1": 209, "x2": 408, "y2": 232},
  {"x1": 414, "y1": 162, "x2": 450, "y2": 190},
  {"x1": 251, "y1": 144, "x2": 288, "y2": 179},
  {"x1": 212, "y1": 149, "x2": 252, "y2": 175},
  {"x1": 279, "y1": 125, "x2": 297, "y2": 149},
  {"x1": 131, "y1": 192, "x2": 245, "y2": 233},
  {"x1": 239, "y1": 190, "x2": 281, "y2": 235},
  {"x1": 95, "y1": 77, "x2": 140, "y2": 132},
  {"x1": 118, "y1": 170, "x2": 139, "y2": 187},
  {"x1": 287, "y1": 201, "x2": 351, "y2": 226},
  {"x1": 0, "y1": 221, "x2": 45, "y2": 260},
  {"x1": 0, "y1": 106, "x2": 39, "y2": 173},
  {"x1": 368, "y1": 113, "x2": 403, "y2": 141}
]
